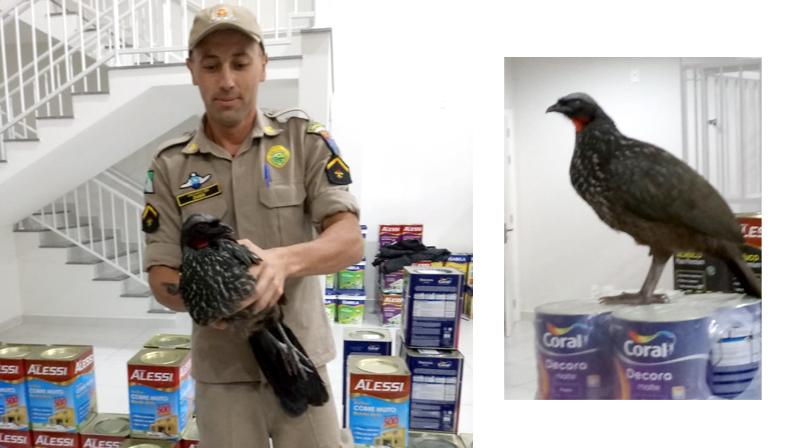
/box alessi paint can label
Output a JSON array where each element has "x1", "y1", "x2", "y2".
[
  {"x1": 0, "y1": 428, "x2": 31, "y2": 447},
  {"x1": 534, "y1": 301, "x2": 616, "y2": 399},
  {"x1": 25, "y1": 345, "x2": 97, "y2": 431},
  {"x1": 611, "y1": 305, "x2": 712, "y2": 399},
  {"x1": 127, "y1": 349, "x2": 193, "y2": 439},
  {"x1": 342, "y1": 329, "x2": 393, "y2": 428},
  {"x1": 0, "y1": 345, "x2": 32, "y2": 431},
  {"x1": 347, "y1": 356, "x2": 410, "y2": 448}
]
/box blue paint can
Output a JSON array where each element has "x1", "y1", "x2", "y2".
[{"x1": 534, "y1": 300, "x2": 617, "y2": 399}]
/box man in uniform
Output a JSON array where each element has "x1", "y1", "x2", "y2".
[{"x1": 141, "y1": 4, "x2": 362, "y2": 447}]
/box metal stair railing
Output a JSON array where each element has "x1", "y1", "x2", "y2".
[
  {"x1": 0, "y1": 0, "x2": 315, "y2": 162},
  {"x1": 27, "y1": 169, "x2": 148, "y2": 286}
]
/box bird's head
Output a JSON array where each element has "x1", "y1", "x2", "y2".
[
  {"x1": 181, "y1": 213, "x2": 234, "y2": 249},
  {"x1": 546, "y1": 92, "x2": 606, "y2": 132}
]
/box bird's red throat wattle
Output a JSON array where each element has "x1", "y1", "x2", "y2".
[{"x1": 571, "y1": 116, "x2": 591, "y2": 132}]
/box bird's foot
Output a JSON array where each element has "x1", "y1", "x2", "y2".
[{"x1": 598, "y1": 292, "x2": 668, "y2": 305}]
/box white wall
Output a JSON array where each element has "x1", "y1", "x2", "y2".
[
  {"x1": 506, "y1": 57, "x2": 683, "y2": 312},
  {"x1": 0, "y1": 225, "x2": 22, "y2": 329},
  {"x1": 330, "y1": 5, "x2": 473, "y2": 263}
]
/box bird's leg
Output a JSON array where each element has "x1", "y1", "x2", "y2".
[{"x1": 599, "y1": 251, "x2": 671, "y2": 305}]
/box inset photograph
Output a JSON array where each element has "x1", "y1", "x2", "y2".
[{"x1": 504, "y1": 57, "x2": 761, "y2": 400}]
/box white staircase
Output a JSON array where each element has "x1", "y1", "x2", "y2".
[{"x1": 1, "y1": 0, "x2": 331, "y2": 319}]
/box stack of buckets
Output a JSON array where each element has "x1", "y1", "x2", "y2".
[{"x1": 534, "y1": 293, "x2": 761, "y2": 400}]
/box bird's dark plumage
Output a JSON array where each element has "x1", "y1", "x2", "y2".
[
  {"x1": 547, "y1": 93, "x2": 761, "y2": 303},
  {"x1": 179, "y1": 213, "x2": 329, "y2": 415}
]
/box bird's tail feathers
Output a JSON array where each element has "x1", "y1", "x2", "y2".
[
  {"x1": 720, "y1": 242, "x2": 762, "y2": 299},
  {"x1": 248, "y1": 314, "x2": 330, "y2": 417}
]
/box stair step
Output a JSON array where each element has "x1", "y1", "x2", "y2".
[
  {"x1": 93, "y1": 273, "x2": 130, "y2": 281},
  {"x1": 66, "y1": 248, "x2": 139, "y2": 265},
  {"x1": 37, "y1": 115, "x2": 75, "y2": 120},
  {"x1": 32, "y1": 204, "x2": 74, "y2": 215},
  {"x1": 71, "y1": 91, "x2": 110, "y2": 96},
  {"x1": 19, "y1": 215, "x2": 97, "y2": 232},
  {"x1": 41, "y1": 236, "x2": 113, "y2": 248},
  {"x1": 147, "y1": 308, "x2": 177, "y2": 315},
  {"x1": 4, "y1": 138, "x2": 40, "y2": 142},
  {"x1": 66, "y1": 241, "x2": 138, "y2": 263},
  {"x1": 120, "y1": 291, "x2": 152, "y2": 298}
]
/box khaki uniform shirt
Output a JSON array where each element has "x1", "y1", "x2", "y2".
[{"x1": 143, "y1": 110, "x2": 359, "y2": 383}]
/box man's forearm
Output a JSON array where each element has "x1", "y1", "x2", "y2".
[
  {"x1": 279, "y1": 211, "x2": 363, "y2": 279},
  {"x1": 148, "y1": 265, "x2": 187, "y2": 312}
]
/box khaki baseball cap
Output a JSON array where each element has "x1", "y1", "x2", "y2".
[{"x1": 188, "y1": 4, "x2": 262, "y2": 49}]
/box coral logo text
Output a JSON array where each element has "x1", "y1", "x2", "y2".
[
  {"x1": 542, "y1": 322, "x2": 589, "y2": 349},
  {"x1": 623, "y1": 330, "x2": 676, "y2": 358}
]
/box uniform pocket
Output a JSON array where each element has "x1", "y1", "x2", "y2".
[{"x1": 258, "y1": 182, "x2": 309, "y2": 246}]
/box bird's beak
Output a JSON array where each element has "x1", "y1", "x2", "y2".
[{"x1": 546, "y1": 103, "x2": 562, "y2": 114}]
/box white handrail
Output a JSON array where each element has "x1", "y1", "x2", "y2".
[
  {"x1": 1, "y1": 0, "x2": 315, "y2": 162},
  {"x1": 27, "y1": 169, "x2": 148, "y2": 287}
]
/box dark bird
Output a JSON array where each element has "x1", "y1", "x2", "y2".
[
  {"x1": 179, "y1": 213, "x2": 329, "y2": 415},
  {"x1": 546, "y1": 92, "x2": 761, "y2": 304}
]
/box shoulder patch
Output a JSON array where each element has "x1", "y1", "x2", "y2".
[
  {"x1": 325, "y1": 156, "x2": 351, "y2": 185},
  {"x1": 306, "y1": 121, "x2": 327, "y2": 135},
  {"x1": 154, "y1": 131, "x2": 196, "y2": 157}
]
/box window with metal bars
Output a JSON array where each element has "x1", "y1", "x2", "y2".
[{"x1": 680, "y1": 57, "x2": 761, "y2": 213}]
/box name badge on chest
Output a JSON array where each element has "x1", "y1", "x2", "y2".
[{"x1": 176, "y1": 184, "x2": 221, "y2": 207}]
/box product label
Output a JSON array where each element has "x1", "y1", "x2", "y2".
[
  {"x1": 0, "y1": 428, "x2": 31, "y2": 447},
  {"x1": 402, "y1": 269, "x2": 463, "y2": 349},
  {"x1": 32, "y1": 430, "x2": 79, "y2": 447},
  {"x1": 337, "y1": 298, "x2": 365, "y2": 325},
  {"x1": 535, "y1": 312, "x2": 613, "y2": 400},
  {"x1": 348, "y1": 372, "x2": 410, "y2": 447},
  {"x1": 0, "y1": 358, "x2": 29, "y2": 431},
  {"x1": 406, "y1": 352, "x2": 463, "y2": 432},
  {"x1": 27, "y1": 369, "x2": 96, "y2": 431},
  {"x1": 612, "y1": 317, "x2": 711, "y2": 399},
  {"x1": 127, "y1": 360, "x2": 193, "y2": 438}
]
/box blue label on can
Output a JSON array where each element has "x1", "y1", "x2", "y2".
[
  {"x1": 405, "y1": 351, "x2": 463, "y2": 432},
  {"x1": 709, "y1": 300, "x2": 761, "y2": 399},
  {"x1": 0, "y1": 379, "x2": 29, "y2": 430},
  {"x1": 26, "y1": 373, "x2": 95, "y2": 431},
  {"x1": 402, "y1": 268, "x2": 463, "y2": 349},
  {"x1": 535, "y1": 311, "x2": 614, "y2": 399},
  {"x1": 128, "y1": 378, "x2": 194, "y2": 438},
  {"x1": 349, "y1": 395, "x2": 409, "y2": 447},
  {"x1": 611, "y1": 316, "x2": 711, "y2": 399}
]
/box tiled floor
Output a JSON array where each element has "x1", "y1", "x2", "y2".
[
  {"x1": 0, "y1": 307, "x2": 473, "y2": 433},
  {"x1": 504, "y1": 319, "x2": 537, "y2": 400}
]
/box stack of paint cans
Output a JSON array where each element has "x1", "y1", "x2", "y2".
[
  {"x1": 376, "y1": 224, "x2": 426, "y2": 327},
  {"x1": 341, "y1": 328, "x2": 393, "y2": 428},
  {"x1": 534, "y1": 293, "x2": 762, "y2": 400},
  {"x1": 347, "y1": 355, "x2": 411, "y2": 447},
  {"x1": 399, "y1": 266, "x2": 466, "y2": 437},
  {"x1": 0, "y1": 344, "x2": 98, "y2": 448},
  {"x1": 128, "y1": 334, "x2": 194, "y2": 444},
  {"x1": 325, "y1": 225, "x2": 369, "y2": 325},
  {"x1": 533, "y1": 301, "x2": 617, "y2": 399}
]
